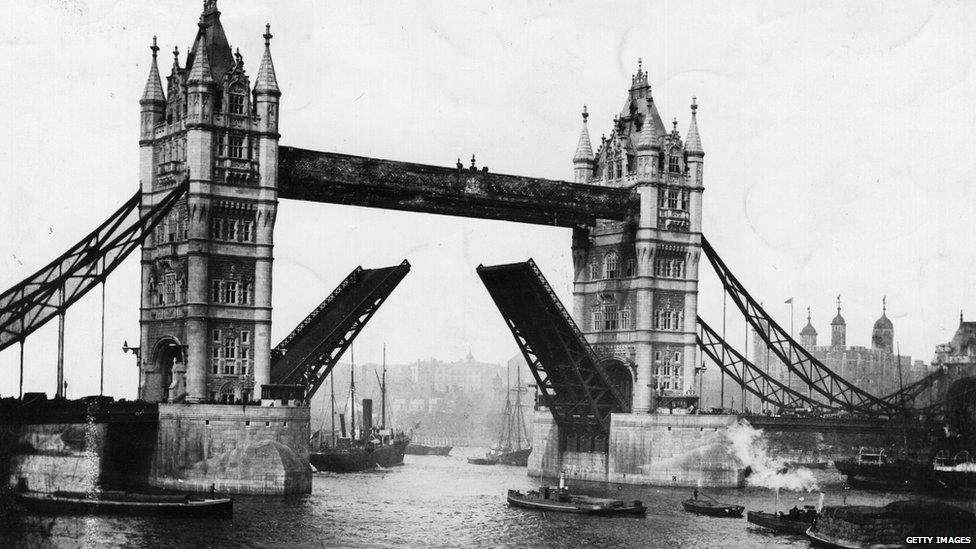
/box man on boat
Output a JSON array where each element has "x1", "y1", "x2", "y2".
[{"x1": 693, "y1": 488, "x2": 699, "y2": 500}]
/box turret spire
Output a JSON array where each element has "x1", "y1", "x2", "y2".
[
  {"x1": 637, "y1": 98, "x2": 658, "y2": 151},
  {"x1": 187, "y1": 36, "x2": 215, "y2": 85},
  {"x1": 572, "y1": 105, "x2": 593, "y2": 163},
  {"x1": 255, "y1": 23, "x2": 280, "y2": 94},
  {"x1": 141, "y1": 36, "x2": 166, "y2": 103},
  {"x1": 685, "y1": 96, "x2": 704, "y2": 155}
]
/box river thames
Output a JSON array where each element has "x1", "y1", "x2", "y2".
[{"x1": 6, "y1": 447, "x2": 975, "y2": 548}]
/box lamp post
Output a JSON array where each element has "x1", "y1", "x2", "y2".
[
  {"x1": 122, "y1": 340, "x2": 142, "y2": 400},
  {"x1": 697, "y1": 361, "x2": 706, "y2": 414}
]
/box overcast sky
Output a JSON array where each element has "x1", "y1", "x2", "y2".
[{"x1": 1, "y1": 1, "x2": 975, "y2": 400}]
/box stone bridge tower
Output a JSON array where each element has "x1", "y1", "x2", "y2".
[
  {"x1": 571, "y1": 62, "x2": 704, "y2": 414},
  {"x1": 138, "y1": 1, "x2": 280, "y2": 403}
]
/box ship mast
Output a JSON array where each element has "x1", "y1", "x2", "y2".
[
  {"x1": 381, "y1": 343, "x2": 387, "y2": 430},
  {"x1": 350, "y1": 343, "x2": 356, "y2": 440},
  {"x1": 330, "y1": 370, "x2": 336, "y2": 446}
]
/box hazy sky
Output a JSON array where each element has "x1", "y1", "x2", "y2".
[{"x1": 1, "y1": 1, "x2": 975, "y2": 400}]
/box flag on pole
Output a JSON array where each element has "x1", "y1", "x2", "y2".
[{"x1": 784, "y1": 297, "x2": 793, "y2": 304}]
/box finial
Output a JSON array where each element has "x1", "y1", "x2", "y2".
[
  {"x1": 882, "y1": 296, "x2": 886, "y2": 315},
  {"x1": 638, "y1": 57, "x2": 643, "y2": 74},
  {"x1": 470, "y1": 154, "x2": 476, "y2": 169},
  {"x1": 235, "y1": 48, "x2": 243, "y2": 66},
  {"x1": 807, "y1": 306, "x2": 811, "y2": 323},
  {"x1": 172, "y1": 45, "x2": 180, "y2": 63},
  {"x1": 691, "y1": 96, "x2": 698, "y2": 113},
  {"x1": 582, "y1": 105, "x2": 588, "y2": 123},
  {"x1": 672, "y1": 117, "x2": 678, "y2": 132},
  {"x1": 837, "y1": 294, "x2": 841, "y2": 314},
  {"x1": 150, "y1": 36, "x2": 159, "y2": 58},
  {"x1": 264, "y1": 23, "x2": 273, "y2": 46}
]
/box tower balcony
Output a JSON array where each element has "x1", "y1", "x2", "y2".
[{"x1": 214, "y1": 157, "x2": 260, "y2": 186}]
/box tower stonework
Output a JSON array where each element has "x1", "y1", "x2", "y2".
[
  {"x1": 571, "y1": 64, "x2": 704, "y2": 414},
  {"x1": 138, "y1": 2, "x2": 279, "y2": 404}
]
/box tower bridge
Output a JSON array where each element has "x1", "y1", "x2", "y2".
[{"x1": 2, "y1": 1, "x2": 974, "y2": 494}]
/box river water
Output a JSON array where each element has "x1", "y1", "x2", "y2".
[{"x1": 7, "y1": 447, "x2": 976, "y2": 548}]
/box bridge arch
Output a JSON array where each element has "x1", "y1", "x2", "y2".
[
  {"x1": 600, "y1": 357, "x2": 634, "y2": 413},
  {"x1": 150, "y1": 337, "x2": 185, "y2": 403}
]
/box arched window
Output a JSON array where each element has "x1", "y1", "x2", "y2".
[
  {"x1": 590, "y1": 261, "x2": 600, "y2": 280},
  {"x1": 604, "y1": 252, "x2": 619, "y2": 278},
  {"x1": 668, "y1": 155, "x2": 680, "y2": 173},
  {"x1": 229, "y1": 85, "x2": 246, "y2": 115}
]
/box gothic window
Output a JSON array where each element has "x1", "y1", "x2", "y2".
[
  {"x1": 667, "y1": 190, "x2": 679, "y2": 210},
  {"x1": 230, "y1": 136, "x2": 245, "y2": 159},
  {"x1": 223, "y1": 337, "x2": 238, "y2": 374},
  {"x1": 229, "y1": 86, "x2": 246, "y2": 115},
  {"x1": 603, "y1": 304, "x2": 619, "y2": 330},
  {"x1": 223, "y1": 281, "x2": 238, "y2": 304},
  {"x1": 590, "y1": 261, "x2": 600, "y2": 280},
  {"x1": 240, "y1": 347, "x2": 250, "y2": 375},
  {"x1": 591, "y1": 310, "x2": 603, "y2": 331},
  {"x1": 620, "y1": 308, "x2": 632, "y2": 330},
  {"x1": 607, "y1": 162, "x2": 614, "y2": 180},
  {"x1": 241, "y1": 330, "x2": 250, "y2": 344},
  {"x1": 211, "y1": 346, "x2": 220, "y2": 374},
  {"x1": 668, "y1": 155, "x2": 680, "y2": 173},
  {"x1": 239, "y1": 282, "x2": 250, "y2": 305},
  {"x1": 604, "y1": 252, "x2": 619, "y2": 278},
  {"x1": 242, "y1": 220, "x2": 253, "y2": 242},
  {"x1": 680, "y1": 191, "x2": 690, "y2": 211},
  {"x1": 625, "y1": 259, "x2": 636, "y2": 277},
  {"x1": 164, "y1": 273, "x2": 176, "y2": 304},
  {"x1": 217, "y1": 134, "x2": 226, "y2": 157}
]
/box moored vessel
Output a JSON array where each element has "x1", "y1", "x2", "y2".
[
  {"x1": 470, "y1": 365, "x2": 532, "y2": 466},
  {"x1": 747, "y1": 508, "x2": 817, "y2": 535},
  {"x1": 806, "y1": 500, "x2": 976, "y2": 549},
  {"x1": 14, "y1": 490, "x2": 232, "y2": 518}
]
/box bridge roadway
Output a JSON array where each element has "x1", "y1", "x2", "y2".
[{"x1": 277, "y1": 147, "x2": 636, "y2": 227}]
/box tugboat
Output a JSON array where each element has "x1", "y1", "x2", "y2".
[
  {"x1": 469, "y1": 366, "x2": 532, "y2": 466},
  {"x1": 747, "y1": 493, "x2": 821, "y2": 535},
  {"x1": 807, "y1": 500, "x2": 976, "y2": 549},
  {"x1": 309, "y1": 345, "x2": 409, "y2": 473},
  {"x1": 507, "y1": 473, "x2": 646, "y2": 516},
  {"x1": 682, "y1": 490, "x2": 744, "y2": 518}
]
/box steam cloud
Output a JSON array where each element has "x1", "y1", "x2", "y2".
[{"x1": 725, "y1": 420, "x2": 819, "y2": 492}]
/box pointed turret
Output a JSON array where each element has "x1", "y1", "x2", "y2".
[
  {"x1": 140, "y1": 37, "x2": 166, "y2": 143},
  {"x1": 187, "y1": 35, "x2": 215, "y2": 85},
  {"x1": 185, "y1": 0, "x2": 234, "y2": 83},
  {"x1": 637, "y1": 98, "x2": 658, "y2": 151},
  {"x1": 831, "y1": 295, "x2": 847, "y2": 348},
  {"x1": 255, "y1": 24, "x2": 280, "y2": 95},
  {"x1": 141, "y1": 36, "x2": 166, "y2": 105},
  {"x1": 572, "y1": 106, "x2": 593, "y2": 184},
  {"x1": 685, "y1": 97, "x2": 703, "y2": 156}
]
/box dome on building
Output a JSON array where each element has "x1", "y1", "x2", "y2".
[
  {"x1": 800, "y1": 321, "x2": 818, "y2": 336},
  {"x1": 831, "y1": 311, "x2": 845, "y2": 326},
  {"x1": 873, "y1": 314, "x2": 893, "y2": 331}
]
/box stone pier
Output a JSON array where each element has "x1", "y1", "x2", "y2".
[
  {"x1": 528, "y1": 411, "x2": 746, "y2": 487},
  {"x1": 149, "y1": 403, "x2": 311, "y2": 495}
]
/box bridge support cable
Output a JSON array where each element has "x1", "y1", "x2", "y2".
[
  {"x1": 269, "y1": 261, "x2": 411, "y2": 401},
  {"x1": 477, "y1": 259, "x2": 628, "y2": 448},
  {"x1": 700, "y1": 236, "x2": 898, "y2": 416},
  {"x1": 0, "y1": 183, "x2": 188, "y2": 355},
  {"x1": 696, "y1": 316, "x2": 838, "y2": 414}
]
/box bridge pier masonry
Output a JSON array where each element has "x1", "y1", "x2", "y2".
[{"x1": 528, "y1": 64, "x2": 747, "y2": 488}]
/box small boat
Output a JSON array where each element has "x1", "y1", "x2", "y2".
[
  {"x1": 507, "y1": 474, "x2": 645, "y2": 516},
  {"x1": 747, "y1": 508, "x2": 817, "y2": 534},
  {"x1": 14, "y1": 490, "x2": 232, "y2": 518},
  {"x1": 682, "y1": 493, "x2": 744, "y2": 518}
]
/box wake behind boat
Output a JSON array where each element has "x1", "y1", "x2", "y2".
[{"x1": 14, "y1": 490, "x2": 232, "y2": 518}]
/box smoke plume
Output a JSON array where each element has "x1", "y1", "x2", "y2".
[{"x1": 725, "y1": 420, "x2": 819, "y2": 492}]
